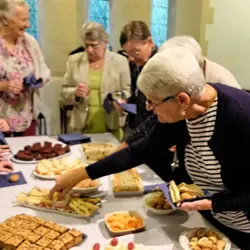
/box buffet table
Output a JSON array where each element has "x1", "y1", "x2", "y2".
[{"x1": 0, "y1": 133, "x2": 238, "y2": 250}]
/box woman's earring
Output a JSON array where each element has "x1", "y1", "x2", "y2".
[{"x1": 180, "y1": 109, "x2": 186, "y2": 116}]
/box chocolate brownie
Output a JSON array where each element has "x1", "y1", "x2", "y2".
[
  {"x1": 44, "y1": 142, "x2": 52, "y2": 148},
  {"x1": 63, "y1": 145, "x2": 70, "y2": 153},
  {"x1": 24, "y1": 145, "x2": 32, "y2": 151}
]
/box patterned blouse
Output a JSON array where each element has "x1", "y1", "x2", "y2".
[{"x1": 0, "y1": 36, "x2": 34, "y2": 132}]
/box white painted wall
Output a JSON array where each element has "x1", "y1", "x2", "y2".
[{"x1": 206, "y1": 0, "x2": 250, "y2": 89}]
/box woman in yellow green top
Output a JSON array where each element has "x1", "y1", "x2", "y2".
[{"x1": 61, "y1": 22, "x2": 131, "y2": 141}]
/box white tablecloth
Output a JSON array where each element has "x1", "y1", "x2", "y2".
[{"x1": 0, "y1": 133, "x2": 238, "y2": 250}]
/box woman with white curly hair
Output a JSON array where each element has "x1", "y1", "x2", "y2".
[
  {"x1": 0, "y1": 0, "x2": 50, "y2": 136},
  {"x1": 51, "y1": 47, "x2": 250, "y2": 249},
  {"x1": 159, "y1": 35, "x2": 240, "y2": 89}
]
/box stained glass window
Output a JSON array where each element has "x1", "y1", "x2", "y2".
[
  {"x1": 151, "y1": 0, "x2": 168, "y2": 47},
  {"x1": 88, "y1": 0, "x2": 110, "y2": 33},
  {"x1": 26, "y1": 0, "x2": 38, "y2": 39}
]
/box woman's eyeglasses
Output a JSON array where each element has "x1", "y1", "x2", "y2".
[
  {"x1": 146, "y1": 95, "x2": 174, "y2": 109},
  {"x1": 83, "y1": 42, "x2": 101, "y2": 49}
]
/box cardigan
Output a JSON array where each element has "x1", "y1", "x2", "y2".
[
  {"x1": 86, "y1": 83, "x2": 250, "y2": 215},
  {"x1": 61, "y1": 50, "x2": 131, "y2": 131}
]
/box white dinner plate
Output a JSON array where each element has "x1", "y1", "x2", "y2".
[
  {"x1": 72, "y1": 179, "x2": 102, "y2": 194},
  {"x1": 32, "y1": 170, "x2": 57, "y2": 180},
  {"x1": 12, "y1": 151, "x2": 70, "y2": 165}
]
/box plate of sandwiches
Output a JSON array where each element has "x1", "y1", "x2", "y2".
[
  {"x1": 33, "y1": 157, "x2": 87, "y2": 180},
  {"x1": 16, "y1": 187, "x2": 102, "y2": 218},
  {"x1": 112, "y1": 169, "x2": 144, "y2": 196},
  {"x1": 11, "y1": 141, "x2": 70, "y2": 164},
  {"x1": 167, "y1": 181, "x2": 207, "y2": 209},
  {"x1": 81, "y1": 142, "x2": 117, "y2": 163},
  {"x1": 0, "y1": 213, "x2": 86, "y2": 249}
]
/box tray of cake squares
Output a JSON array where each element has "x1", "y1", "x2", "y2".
[
  {"x1": 0, "y1": 213, "x2": 86, "y2": 249},
  {"x1": 15, "y1": 187, "x2": 102, "y2": 218}
]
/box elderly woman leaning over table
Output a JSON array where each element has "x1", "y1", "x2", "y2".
[
  {"x1": 0, "y1": 0, "x2": 50, "y2": 137},
  {"x1": 51, "y1": 47, "x2": 250, "y2": 249},
  {"x1": 61, "y1": 22, "x2": 131, "y2": 141}
]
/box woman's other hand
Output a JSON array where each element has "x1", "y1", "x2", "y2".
[
  {"x1": 49, "y1": 166, "x2": 89, "y2": 200},
  {"x1": 75, "y1": 83, "x2": 90, "y2": 98},
  {"x1": 0, "y1": 119, "x2": 10, "y2": 132},
  {"x1": 180, "y1": 199, "x2": 212, "y2": 211},
  {"x1": 0, "y1": 161, "x2": 14, "y2": 173}
]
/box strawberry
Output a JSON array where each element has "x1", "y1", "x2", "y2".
[
  {"x1": 111, "y1": 238, "x2": 118, "y2": 246},
  {"x1": 93, "y1": 243, "x2": 100, "y2": 250},
  {"x1": 128, "y1": 242, "x2": 135, "y2": 250}
]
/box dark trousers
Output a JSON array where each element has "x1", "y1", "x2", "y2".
[{"x1": 200, "y1": 210, "x2": 250, "y2": 250}]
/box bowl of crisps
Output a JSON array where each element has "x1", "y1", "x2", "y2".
[
  {"x1": 179, "y1": 227, "x2": 231, "y2": 250},
  {"x1": 104, "y1": 210, "x2": 145, "y2": 236},
  {"x1": 143, "y1": 191, "x2": 176, "y2": 215}
]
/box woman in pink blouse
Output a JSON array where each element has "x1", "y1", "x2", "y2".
[{"x1": 0, "y1": 0, "x2": 50, "y2": 136}]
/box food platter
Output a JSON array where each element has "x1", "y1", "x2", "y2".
[
  {"x1": 143, "y1": 192, "x2": 176, "y2": 215},
  {"x1": 104, "y1": 210, "x2": 145, "y2": 236},
  {"x1": 112, "y1": 169, "x2": 144, "y2": 196},
  {"x1": 11, "y1": 139, "x2": 71, "y2": 164},
  {"x1": 179, "y1": 227, "x2": 231, "y2": 250},
  {"x1": 0, "y1": 214, "x2": 87, "y2": 249},
  {"x1": 81, "y1": 141, "x2": 117, "y2": 163},
  {"x1": 32, "y1": 157, "x2": 87, "y2": 180},
  {"x1": 15, "y1": 187, "x2": 102, "y2": 218},
  {"x1": 72, "y1": 179, "x2": 102, "y2": 194}
]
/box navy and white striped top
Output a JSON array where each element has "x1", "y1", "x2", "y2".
[{"x1": 185, "y1": 98, "x2": 250, "y2": 233}]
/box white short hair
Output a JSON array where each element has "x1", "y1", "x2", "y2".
[
  {"x1": 138, "y1": 47, "x2": 205, "y2": 99},
  {"x1": 159, "y1": 36, "x2": 204, "y2": 68},
  {"x1": 80, "y1": 21, "x2": 109, "y2": 42},
  {"x1": 0, "y1": 0, "x2": 28, "y2": 18}
]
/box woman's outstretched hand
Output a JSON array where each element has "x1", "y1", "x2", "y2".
[{"x1": 49, "y1": 166, "x2": 89, "y2": 200}]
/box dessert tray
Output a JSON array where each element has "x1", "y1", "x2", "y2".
[
  {"x1": 12, "y1": 140, "x2": 70, "y2": 164},
  {"x1": 15, "y1": 187, "x2": 102, "y2": 218},
  {"x1": 89, "y1": 238, "x2": 153, "y2": 250},
  {"x1": 0, "y1": 213, "x2": 86, "y2": 249}
]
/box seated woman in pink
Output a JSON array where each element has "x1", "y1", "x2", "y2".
[{"x1": 0, "y1": 0, "x2": 50, "y2": 136}]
